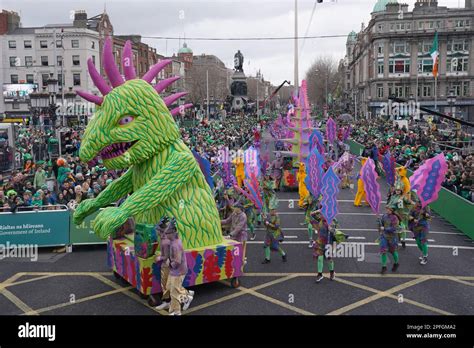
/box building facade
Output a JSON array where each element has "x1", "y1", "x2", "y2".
[
  {"x1": 0, "y1": 9, "x2": 161, "y2": 120},
  {"x1": 344, "y1": 0, "x2": 474, "y2": 121}
]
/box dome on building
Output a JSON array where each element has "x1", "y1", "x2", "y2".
[
  {"x1": 347, "y1": 30, "x2": 357, "y2": 43},
  {"x1": 373, "y1": 0, "x2": 398, "y2": 13},
  {"x1": 178, "y1": 42, "x2": 193, "y2": 54}
]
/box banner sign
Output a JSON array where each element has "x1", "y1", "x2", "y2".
[
  {"x1": 69, "y1": 210, "x2": 107, "y2": 244},
  {"x1": 0, "y1": 210, "x2": 70, "y2": 246}
]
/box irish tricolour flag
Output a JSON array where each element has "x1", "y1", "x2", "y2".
[{"x1": 430, "y1": 32, "x2": 439, "y2": 77}]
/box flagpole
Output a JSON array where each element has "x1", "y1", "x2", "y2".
[{"x1": 434, "y1": 75, "x2": 437, "y2": 111}]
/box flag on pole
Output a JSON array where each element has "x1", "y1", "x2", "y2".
[{"x1": 430, "y1": 31, "x2": 439, "y2": 78}]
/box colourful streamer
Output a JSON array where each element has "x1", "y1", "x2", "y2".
[
  {"x1": 305, "y1": 146, "x2": 325, "y2": 198},
  {"x1": 320, "y1": 166, "x2": 340, "y2": 225},
  {"x1": 410, "y1": 153, "x2": 447, "y2": 208},
  {"x1": 361, "y1": 158, "x2": 381, "y2": 215}
]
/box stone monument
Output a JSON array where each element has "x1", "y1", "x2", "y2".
[{"x1": 230, "y1": 50, "x2": 248, "y2": 111}]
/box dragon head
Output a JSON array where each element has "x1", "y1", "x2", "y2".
[{"x1": 77, "y1": 38, "x2": 192, "y2": 169}]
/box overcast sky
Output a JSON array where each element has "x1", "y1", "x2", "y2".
[{"x1": 1, "y1": 0, "x2": 462, "y2": 84}]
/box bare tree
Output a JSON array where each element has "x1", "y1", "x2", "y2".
[{"x1": 305, "y1": 56, "x2": 342, "y2": 108}]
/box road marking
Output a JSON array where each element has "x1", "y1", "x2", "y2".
[
  {"x1": 237, "y1": 285, "x2": 315, "y2": 315},
  {"x1": 1, "y1": 289, "x2": 39, "y2": 315},
  {"x1": 284, "y1": 235, "x2": 299, "y2": 239},
  {"x1": 334, "y1": 277, "x2": 454, "y2": 315},
  {"x1": 22, "y1": 286, "x2": 134, "y2": 315},
  {"x1": 247, "y1": 241, "x2": 474, "y2": 250},
  {"x1": 256, "y1": 228, "x2": 461, "y2": 236},
  {"x1": 277, "y1": 199, "x2": 388, "y2": 204},
  {"x1": 327, "y1": 276, "x2": 434, "y2": 315},
  {"x1": 243, "y1": 273, "x2": 474, "y2": 280},
  {"x1": 185, "y1": 275, "x2": 298, "y2": 315},
  {"x1": 447, "y1": 278, "x2": 474, "y2": 287},
  {"x1": 0, "y1": 275, "x2": 56, "y2": 291},
  {"x1": 348, "y1": 237, "x2": 366, "y2": 240},
  {"x1": 92, "y1": 274, "x2": 168, "y2": 316}
]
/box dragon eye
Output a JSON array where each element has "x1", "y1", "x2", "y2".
[{"x1": 118, "y1": 116, "x2": 134, "y2": 125}]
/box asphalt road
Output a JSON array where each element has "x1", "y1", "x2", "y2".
[{"x1": 0, "y1": 132, "x2": 473, "y2": 315}]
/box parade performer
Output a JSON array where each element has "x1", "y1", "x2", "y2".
[
  {"x1": 165, "y1": 219, "x2": 194, "y2": 315},
  {"x1": 387, "y1": 179, "x2": 414, "y2": 249},
  {"x1": 234, "y1": 153, "x2": 245, "y2": 188},
  {"x1": 303, "y1": 193, "x2": 320, "y2": 248},
  {"x1": 354, "y1": 157, "x2": 369, "y2": 206},
  {"x1": 73, "y1": 38, "x2": 222, "y2": 251},
  {"x1": 242, "y1": 190, "x2": 257, "y2": 241},
  {"x1": 262, "y1": 208, "x2": 287, "y2": 264},
  {"x1": 154, "y1": 216, "x2": 172, "y2": 310},
  {"x1": 221, "y1": 203, "x2": 248, "y2": 245},
  {"x1": 338, "y1": 152, "x2": 354, "y2": 189},
  {"x1": 408, "y1": 195, "x2": 431, "y2": 265},
  {"x1": 379, "y1": 205, "x2": 400, "y2": 274},
  {"x1": 311, "y1": 210, "x2": 335, "y2": 283},
  {"x1": 262, "y1": 170, "x2": 277, "y2": 215},
  {"x1": 395, "y1": 166, "x2": 411, "y2": 196},
  {"x1": 270, "y1": 152, "x2": 284, "y2": 191},
  {"x1": 296, "y1": 162, "x2": 309, "y2": 208}
]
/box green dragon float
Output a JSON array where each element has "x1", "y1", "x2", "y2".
[{"x1": 73, "y1": 38, "x2": 223, "y2": 250}]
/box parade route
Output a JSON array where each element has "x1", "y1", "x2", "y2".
[{"x1": 1, "y1": 188, "x2": 473, "y2": 316}]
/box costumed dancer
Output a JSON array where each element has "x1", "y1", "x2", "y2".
[
  {"x1": 262, "y1": 170, "x2": 277, "y2": 216},
  {"x1": 387, "y1": 178, "x2": 414, "y2": 249},
  {"x1": 378, "y1": 205, "x2": 400, "y2": 274},
  {"x1": 262, "y1": 208, "x2": 287, "y2": 264},
  {"x1": 270, "y1": 152, "x2": 284, "y2": 191},
  {"x1": 165, "y1": 218, "x2": 194, "y2": 315},
  {"x1": 354, "y1": 158, "x2": 368, "y2": 207},
  {"x1": 302, "y1": 193, "x2": 320, "y2": 248},
  {"x1": 154, "y1": 216, "x2": 172, "y2": 310},
  {"x1": 221, "y1": 203, "x2": 248, "y2": 262},
  {"x1": 311, "y1": 210, "x2": 336, "y2": 283},
  {"x1": 242, "y1": 188, "x2": 257, "y2": 241},
  {"x1": 339, "y1": 153, "x2": 354, "y2": 189},
  {"x1": 234, "y1": 154, "x2": 245, "y2": 188},
  {"x1": 296, "y1": 162, "x2": 309, "y2": 209},
  {"x1": 408, "y1": 192, "x2": 431, "y2": 265},
  {"x1": 393, "y1": 166, "x2": 411, "y2": 247}
]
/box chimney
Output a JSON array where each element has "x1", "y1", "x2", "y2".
[
  {"x1": 0, "y1": 10, "x2": 20, "y2": 34},
  {"x1": 73, "y1": 10, "x2": 88, "y2": 28}
]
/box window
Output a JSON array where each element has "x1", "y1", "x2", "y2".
[
  {"x1": 8, "y1": 40, "x2": 16, "y2": 48},
  {"x1": 447, "y1": 57, "x2": 468, "y2": 72},
  {"x1": 56, "y1": 40, "x2": 62, "y2": 48},
  {"x1": 58, "y1": 73, "x2": 63, "y2": 87},
  {"x1": 11, "y1": 75, "x2": 19, "y2": 84},
  {"x1": 447, "y1": 39, "x2": 469, "y2": 52},
  {"x1": 40, "y1": 40, "x2": 48, "y2": 48},
  {"x1": 92, "y1": 55, "x2": 96, "y2": 65},
  {"x1": 71, "y1": 39, "x2": 79, "y2": 48},
  {"x1": 389, "y1": 85, "x2": 405, "y2": 98},
  {"x1": 91, "y1": 41, "x2": 95, "y2": 49},
  {"x1": 12, "y1": 103, "x2": 20, "y2": 110},
  {"x1": 25, "y1": 56, "x2": 33, "y2": 67},
  {"x1": 389, "y1": 59, "x2": 410, "y2": 74},
  {"x1": 42, "y1": 74, "x2": 49, "y2": 86},
  {"x1": 418, "y1": 59, "x2": 433, "y2": 73},
  {"x1": 455, "y1": 19, "x2": 469, "y2": 28},
  {"x1": 72, "y1": 55, "x2": 80, "y2": 66},
  {"x1": 463, "y1": 81, "x2": 470, "y2": 97},
  {"x1": 377, "y1": 60, "x2": 384, "y2": 75},
  {"x1": 418, "y1": 22, "x2": 423, "y2": 30},
  {"x1": 24, "y1": 40, "x2": 32, "y2": 49},
  {"x1": 423, "y1": 85, "x2": 432, "y2": 97},
  {"x1": 390, "y1": 41, "x2": 409, "y2": 54},
  {"x1": 377, "y1": 43, "x2": 384, "y2": 55},
  {"x1": 57, "y1": 56, "x2": 63, "y2": 67},
  {"x1": 41, "y1": 56, "x2": 49, "y2": 66},
  {"x1": 377, "y1": 84, "x2": 384, "y2": 98},
  {"x1": 9, "y1": 56, "x2": 18, "y2": 67},
  {"x1": 26, "y1": 74, "x2": 34, "y2": 84},
  {"x1": 450, "y1": 82, "x2": 462, "y2": 96},
  {"x1": 378, "y1": 24, "x2": 384, "y2": 32},
  {"x1": 418, "y1": 41, "x2": 432, "y2": 54},
  {"x1": 73, "y1": 73, "x2": 81, "y2": 86}
]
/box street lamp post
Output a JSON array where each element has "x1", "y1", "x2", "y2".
[
  {"x1": 447, "y1": 89, "x2": 456, "y2": 123},
  {"x1": 47, "y1": 73, "x2": 59, "y2": 127}
]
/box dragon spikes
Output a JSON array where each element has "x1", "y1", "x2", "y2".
[{"x1": 77, "y1": 37, "x2": 187, "y2": 111}]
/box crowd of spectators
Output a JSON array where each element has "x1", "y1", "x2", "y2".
[
  {"x1": 350, "y1": 118, "x2": 473, "y2": 202},
  {"x1": 0, "y1": 114, "x2": 266, "y2": 212}
]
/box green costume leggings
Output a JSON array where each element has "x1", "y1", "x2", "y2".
[
  {"x1": 264, "y1": 246, "x2": 285, "y2": 260},
  {"x1": 247, "y1": 222, "x2": 255, "y2": 236},
  {"x1": 380, "y1": 252, "x2": 399, "y2": 267},
  {"x1": 317, "y1": 256, "x2": 334, "y2": 273},
  {"x1": 308, "y1": 224, "x2": 314, "y2": 241},
  {"x1": 415, "y1": 238, "x2": 428, "y2": 257}
]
